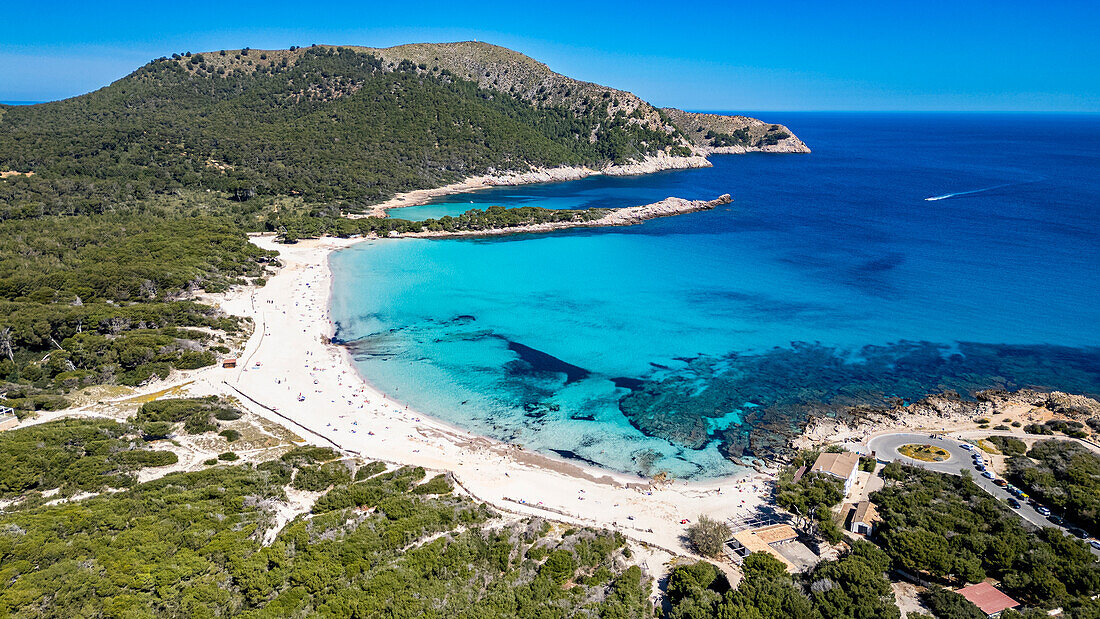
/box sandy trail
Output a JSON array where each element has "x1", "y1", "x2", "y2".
[{"x1": 183, "y1": 234, "x2": 769, "y2": 555}]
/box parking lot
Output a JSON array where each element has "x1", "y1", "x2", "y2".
[{"x1": 867, "y1": 433, "x2": 1099, "y2": 557}]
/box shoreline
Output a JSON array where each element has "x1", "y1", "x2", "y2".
[
  {"x1": 182, "y1": 234, "x2": 770, "y2": 554},
  {"x1": 365, "y1": 153, "x2": 713, "y2": 217}
]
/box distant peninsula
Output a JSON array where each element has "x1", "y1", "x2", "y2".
[{"x1": 0, "y1": 41, "x2": 807, "y2": 225}]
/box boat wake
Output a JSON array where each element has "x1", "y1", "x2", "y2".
[{"x1": 925, "y1": 182, "x2": 1017, "y2": 201}]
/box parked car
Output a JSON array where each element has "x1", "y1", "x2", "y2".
[
  {"x1": 1036, "y1": 506, "x2": 1051, "y2": 516},
  {"x1": 961, "y1": 444, "x2": 973, "y2": 451},
  {"x1": 1049, "y1": 515, "x2": 1064, "y2": 525},
  {"x1": 982, "y1": 471, "x2": 995, "y2": 479},
  {"x1": 1070, "y1": 528, "x2": 1089, "y2": 539},
  {"x1": 1008, "y1": 498, "x2": 1021, "y2": 508},
  {"x1": 994, "y1": 479, "x2": 1008, "y2": 487},
  {"x1": 976, "y1": 464, "x2": 987, "y2": 472},
  {"x1": 1090, "y1": 540, "x2": 1100, "y2": 550}
]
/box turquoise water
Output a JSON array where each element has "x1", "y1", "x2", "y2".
[{"x1": 330, "y1": 113, "x2": 1100, "y2": 479}]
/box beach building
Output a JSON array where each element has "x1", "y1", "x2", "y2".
[
  {"x1": 955, "y1": 582, "x2": 1019, "y2": 617},
  {"x1": 222, "y1": 358, "x2": 237, "y2": 369},
  {"x1": 809, "y1": 451, "x2": 861, "y2": 494},
  {"x1": 839, "y1": 500, "x2": 881, "y2": 535},
  {"x1": 726, "y1": 524, "x2": 801, "y2": 572},
  {"x1": 0, "y1": 406, "x2": 17, "y2": 431}
]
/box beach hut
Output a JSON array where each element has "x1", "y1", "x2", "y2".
[{"x1": 222, "y1": 358, "x2": 237, "y2": 369}]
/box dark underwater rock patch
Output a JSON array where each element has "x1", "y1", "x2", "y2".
[
  {"x1": 617, "y1": 340, "x2": 1100, "y2": 462},
  {"x1": 498, "y1": 337, "x2": 591, "y2": 384}
]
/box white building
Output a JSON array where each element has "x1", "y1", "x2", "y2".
[{"x1": 809, "y1": 451, "x2": 860, "y2": 494}]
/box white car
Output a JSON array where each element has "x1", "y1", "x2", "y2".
[
  {"x1": 960, "y1": 444, "x2": 973, "y2": 451},
  {"x1": 982, "y1": 471, "x2": 995, "y2": 479}
]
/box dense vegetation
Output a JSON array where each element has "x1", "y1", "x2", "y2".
[
  {"x1": 0, "y1": 419, "x2": 654, "y2": 617},
  {"x1": 1025, "y1": 419, "x2": 1090, "y2": 438},
  {"x1": 0, "y1": 46, "x2": 686, "y2": 217},
  {"x1": 774, "y1": 451, "x2": 845, "y2": 543},
  {"x1": 0, "y1": 212, "x2": 272, "y2": 400},
  {"x1": 136, "y1": 396, "x2": 243, "y2": 435},
  {"x1": 987, "y1": 435, "x2": 1028, "y2": 455},
  {"x1": 666, "y1": 541, "x2": 899, "y2": 619},
  {"x1": 0, "y1": 418, "x2": 176, "y2": 499},
  {"x1": 1008, "y1": 440, "x2": 1100, "y2": 537},
  {"x1": 272, "y1": 203, "x2": 612, "y2": 241},
  {"x1": 872, "y1": 463, "x2": 1100, "y2": 616}
]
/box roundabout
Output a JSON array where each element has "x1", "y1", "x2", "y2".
[{"x1": 896, "y1": 443, "x2": 951, "y2": 462}]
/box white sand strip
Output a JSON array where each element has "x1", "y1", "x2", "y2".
[{"x1": 186, "y1": 234, "x2": 768, "y2": 554}]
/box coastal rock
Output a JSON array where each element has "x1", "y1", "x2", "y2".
[
  {"x1": 367, "y1": 155, "x2": 715, "y2": 217},
  {"x1": 662, "y1": 108, "x2": 811, "y2": 154},
  {"x1": 600, "y1": 154, "x2": 713, "y2": 176},
  {"x1": 1044, "y1": 391, "x2": 1100, "y2": 418},
  {"x1": 617, "y1": 340, "x2": 1100, "y2": 465},
  {"x1": 390, "y1": 194, "x2": 732, "y2": 239}
]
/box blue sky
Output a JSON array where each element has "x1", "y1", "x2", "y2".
[{"x1": 2, "y1": 0, "x2": 1097, "y2": 111}]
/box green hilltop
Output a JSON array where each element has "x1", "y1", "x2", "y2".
[
  {"x1": 0, "y1": 42, "x2": 805, "y2": 400},
  {"x1": 0, "y1": 42, "x2": 802, "y2": 217}
]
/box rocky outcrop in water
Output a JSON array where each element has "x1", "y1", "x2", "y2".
[
  {"x1": 615, "y1": 340, "x2": 1100, "y2": 464},
  {"x1": 392, "y1": 194, "x2": 732, "y2": 238}
]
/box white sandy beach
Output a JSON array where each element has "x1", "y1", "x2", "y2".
[{"x1": 181, "y1": 234, "x2": 769, "y2": 555}]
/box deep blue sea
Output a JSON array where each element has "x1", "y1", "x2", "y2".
[{"x1": 330, "y1": 113, "x2": 1100, "y2": 479}]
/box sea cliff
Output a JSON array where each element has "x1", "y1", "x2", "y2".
[{"x1": 663, "y1": 108, "x2": 811, "y2": 154}]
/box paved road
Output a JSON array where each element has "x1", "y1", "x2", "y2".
[{"x1": 868, "y1": 433, "x2": 1099, "y2": 556}]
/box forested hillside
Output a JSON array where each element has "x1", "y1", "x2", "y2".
[
  {"x1": 0, "y1": 415, "x2": 653, "y2": 617},
  {"x1": 0, "y1": 45, "x2": 692, "y2": 217}
]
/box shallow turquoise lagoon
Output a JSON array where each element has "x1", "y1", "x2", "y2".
[{"x1": 330, "y1": 113, "x2": 1100, "y2": 478}]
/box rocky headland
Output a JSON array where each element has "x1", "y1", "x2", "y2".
[
  {"x1": 389, "y1": 194, "x2": 732, "y2": 238},
  {"x1": 367, "y1": 153, "x2": 714, "y2": 217},
  {"x1": 663, "y1": 108, "x2": 811, "y2": 154}
]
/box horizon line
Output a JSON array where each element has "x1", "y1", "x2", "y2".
[{"x1": 2, "y1": 100, "x2": 1097, "y2": 115}]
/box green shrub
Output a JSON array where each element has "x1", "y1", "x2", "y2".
[
  {"x1": 411, "y1": 474, "x2": 452, "y2": 495},
  {"x1": 540, "y1": 549, "x2": 577, "y2": 585},
  {"x1": 138, "y1": 397, "x2": 237, "y2": 435},
  {"x1": 988, "y1": 435, "x2": 1026, "y2": 455},
  {"x1": 217, "y1": 451, "x2": 239, "y2": 461},
  {"x1": 686, "y1": 515, "x2": 731, "y2": 557},
  {"x1": 141, "y1": 421, "x2": 173, "y2": 440},
  {"x1": 292, "y1": 461, "x2": 351, "y2": 491},
  {"x1": 355, "y1": 461, "x2": 387, "y2": 480}
]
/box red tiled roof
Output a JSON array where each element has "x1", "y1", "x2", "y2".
[{"x1": 956, "y1": 582, "x2": 1019, "y2": 615}]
